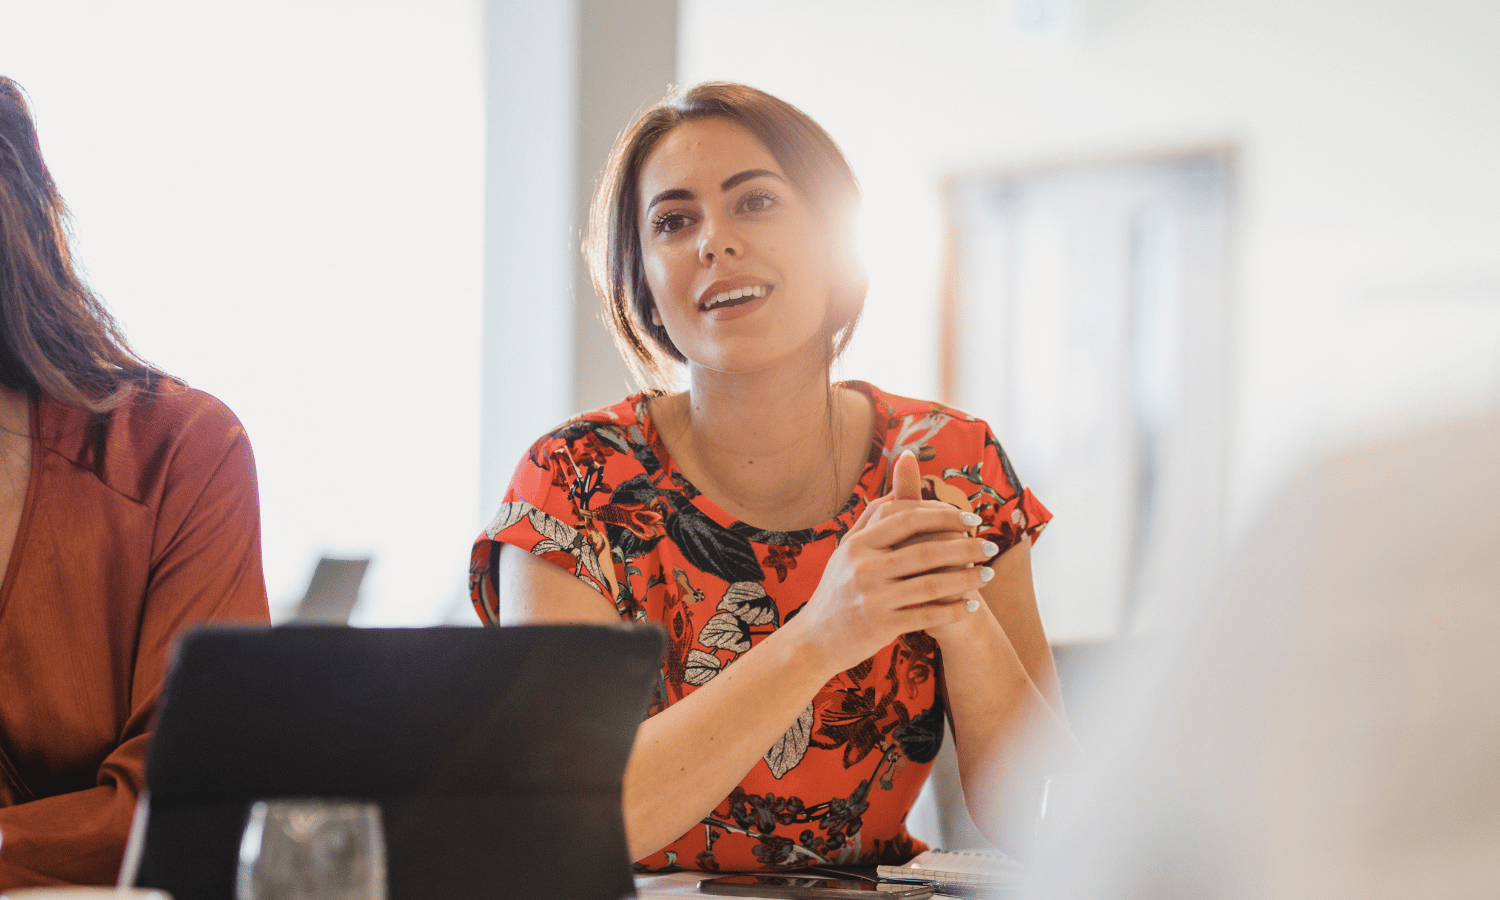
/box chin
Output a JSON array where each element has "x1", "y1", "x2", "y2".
[{"x1": 689, "y1": 332, "x2": 831, "y2": 378}]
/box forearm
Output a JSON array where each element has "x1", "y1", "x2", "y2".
[
  {"x1": 938, "y1": 611, "x2": 1079, "y2": 848},
  {"x1": 498, "y1": 544, "x2": 836, "y2": 858},
  {"x1": 622, "y1": 621, "x2": 834, "y2": 861},
  {"x1": 0, "y1": 768, "x2": 140, "y2": 889},
  {"x1": 495, "y1": 500, "x2": 997, "y2": 860}
]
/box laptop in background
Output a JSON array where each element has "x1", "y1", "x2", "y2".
[
  {"x1": 132, "y1": 623, "x2": 665, "y2": 900},
  {"x1": 287, "y1": 556, "x2": 371, "y2": 624}
]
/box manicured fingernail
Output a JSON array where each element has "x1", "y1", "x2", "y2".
[
  {"x1": 980, "y1": 540, "x2": 999, "y2": 557},
  {"x1": 978, "y1": 566, "x2": 994, "y2": 582},
  {"x1": 965, "y1": 598, "x2": 981, "y2": 612},
  {"x1": 961, "y1": 512, "x2": 982, "y2": 527}
]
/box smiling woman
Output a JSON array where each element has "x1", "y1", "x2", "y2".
[
  {"x1": 634, "y1": 117, "x2": 839, "y2": 380},
  {"x1": 470, "y1": 82, "x2": 1075, "y2": 872},
  {"x1": 588, "y1": 83, "x2": 866, "y2": 391}
]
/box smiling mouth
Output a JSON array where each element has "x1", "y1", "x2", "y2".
[{"x1": 701, "y1": 284, "x2": 771, "y2": 311}]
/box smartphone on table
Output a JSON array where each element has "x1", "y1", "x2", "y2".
[{"x1": 698, "y1": 873, "x2": 935, "y2": 898}]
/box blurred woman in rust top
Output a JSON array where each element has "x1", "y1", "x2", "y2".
[{"x1": 0, "y1": 77, "x2": 269, "y2": 889}]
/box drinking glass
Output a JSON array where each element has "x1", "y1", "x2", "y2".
[{"x1": 235, "y1": 799, "x2": 387, "y2": 900}]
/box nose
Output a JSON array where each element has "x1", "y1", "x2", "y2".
[{"x1": 697, "y1": 217, "x2": 741, "y2": 265}]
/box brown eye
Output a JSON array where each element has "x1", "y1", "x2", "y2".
[
  {"x1": 652, "y1": 212, "x2": 689, "y2": 234},
  {"x1": 740, "y1": 190, "x2": 776, "y2": 214}
]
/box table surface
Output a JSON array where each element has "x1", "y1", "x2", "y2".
[
  {"x1": 634, "y1": 871, "x2": 997, "y2": 898},
  {"x1": 634, "y1": 871, "x2": 720, "y2": 897}
]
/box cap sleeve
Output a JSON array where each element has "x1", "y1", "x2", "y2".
[
  {"x1": 924, "y1": 421, "x2": 1050, "y2": 562},
  {"x1": 975, "y1": 426, "x2": 1051, "y2": 557},
  {"x1": 469, "y1": 438, "x2": 615, "y2": 624}
]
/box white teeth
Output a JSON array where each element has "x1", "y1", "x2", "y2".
[{"x1": 704, "y1": 284, "x2": 767, "y2": 309}]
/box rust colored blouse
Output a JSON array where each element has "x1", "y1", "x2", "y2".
[
  {"x1": 472, "y1": 383, "x2": 1050, "y2": 871},
  {"x1": 0, "y1": 382, "x2": 270, "y2": 889}
]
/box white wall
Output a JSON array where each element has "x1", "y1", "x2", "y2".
[
  {"x1": 8, "y1": 1, "x2": 1495, "y2": 631},
  {"x1": 680, "y1": 0, "x2": 1500, "y2": 635},
  {"x1": 479, "y1": 0, "x2": 678, "y2": 525},
  {"x1": 1, "y1": 0, "x2": 485, "y2": 624},
  {"x1": 481, "y1": 0, "x2": 579, "y2": 526}
]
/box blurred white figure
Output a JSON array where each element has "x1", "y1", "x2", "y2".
[{"x1": 1027, "y1": 409, "x2": 1500, "y2": 899}]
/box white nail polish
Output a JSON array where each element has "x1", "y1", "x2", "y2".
[
  {"x1": 978, "y1": 566, "x2": 994, "y2": 582},
  {"x1": 966, "y1": 598, "x2": 981, "y2": 613},
  {"x1": 981, "y1": 540, "x2": 999, "y2": 557},
  {"x1": 961, "y1": 512, "x2": 982, "y2": 527}
]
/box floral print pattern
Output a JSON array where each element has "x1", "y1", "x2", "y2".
[{"x1": 471, "y1": 382, "x2": 1050, "y2": 871}]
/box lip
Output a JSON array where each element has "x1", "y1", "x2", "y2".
[
  {"x1": 699, "y1": 277, "x2": 780, "y2": 324},
  {"x1": 699, "y1": 276, "x2": 774, "y2": 307}
]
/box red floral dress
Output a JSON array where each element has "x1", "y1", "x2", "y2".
[{"x1": 470, "y1": 382, "x2": 1050, "y2": 872}]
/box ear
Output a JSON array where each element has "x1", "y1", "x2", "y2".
[{"x1": 826, "y1": 233, "x2": 868, "y2": 333}]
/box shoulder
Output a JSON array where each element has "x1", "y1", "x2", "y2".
[
  {"x1": 859, "y1": 382, "x2": 995, "y2": 448},
  {"x1": 872, "y1": 386, "x2": 983, "y2": 422},
  {"x1": 858, "y1": 382, "x2": 1030, "y2": 502},
  {"x1": 545, "y1": 392, "x2": 648, "y2": 438},
  {"x1": 37, "y1": 378, "x2": 255, "y2": 506},
  {"x1": 501, "y1": 392, "x2": 659, "y2": 512},
  {"x1": 520, "y1": 393, "x2": 654, "y2": 466},
  {"x1": 125, "y1": 379, "x2": 250, "y2": 453}
]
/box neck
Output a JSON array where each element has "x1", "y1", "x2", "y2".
[
  {"x1": 0, "y1": 384, "x2": 29, "y2": 440},
  {"x1": 653, "y1": 356, "x2": 868, "y2": 530},
  {"x1": 681, "y1": 355, "x2": 834, "y2": 457}
]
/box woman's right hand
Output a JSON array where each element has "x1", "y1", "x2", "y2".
[{"x1": 784, "y1": 458, "x2": 997, "y2": 675}]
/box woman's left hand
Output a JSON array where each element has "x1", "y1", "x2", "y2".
[{"x1": 874, "y1": 449, "x2": 994, "y2": 645}]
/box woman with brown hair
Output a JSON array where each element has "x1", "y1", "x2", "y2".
[
  {"x1": 0, "y1": 77, "x2": 269, "y2": 889},
  {"x1": 471, "y1": 82, "x2": 1075, "y2": 870}
]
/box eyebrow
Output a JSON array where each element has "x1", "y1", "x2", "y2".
[
  {"x1": 644, "y1": 169, "x2": 785, "y2": 212},
  {"x1": 645, "y1": 188, "x2": 694, "y2": 211},
  {"x1": 721, "y1": 168, "x2": 782, "y2": 192}
]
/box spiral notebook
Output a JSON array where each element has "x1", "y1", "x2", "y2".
[{"x1": 877, "y1": 848, "x2": 1025, "y2": 887}]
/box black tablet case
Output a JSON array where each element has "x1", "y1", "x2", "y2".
[{"x1": 136, "y1": 623, "x2": 665, "y2": 900}]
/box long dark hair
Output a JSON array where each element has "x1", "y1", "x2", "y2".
[
  {"x1": 586, "y1": 82, "x2": 867, "y2": 389},
  {"x1": 0, "y1": 76, "x2": 157, "y2": 412}
]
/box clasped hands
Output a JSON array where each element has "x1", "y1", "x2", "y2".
[{"x1": 788, "y1": 449, "x2": 997, "y2": 674}]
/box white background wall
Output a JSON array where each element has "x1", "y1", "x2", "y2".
[
  {"x1": 0, "y1": 0, "x2": 485, "y2": 623},
  {"x1": 679, "y1": 0, "x2": 1500, "y2": 637}
]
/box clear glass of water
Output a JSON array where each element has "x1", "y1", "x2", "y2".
[{"x1": 236, "y1": 799, "x2": 387, "y2": 900}]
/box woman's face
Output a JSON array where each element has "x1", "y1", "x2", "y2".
[{"x1": 636, "y1": 117, "x2": 837, "y2": 378}]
